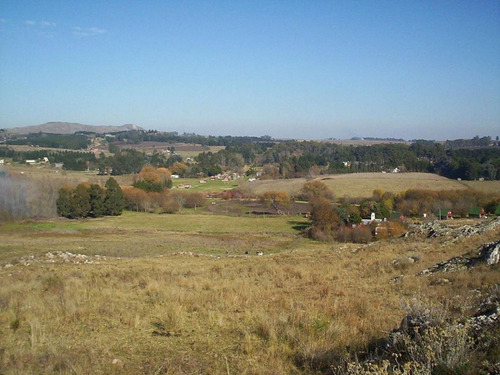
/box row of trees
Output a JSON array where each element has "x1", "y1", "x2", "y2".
[
  {"x1": 123, "y1": 188, "x2": 205, "y2": 213},
  {"x1": 6, "y1": 133, "x2": 90, "y2": 150},
  {"x1": 0, "y1": 148, "x2": 97, "y2": 171},
  {"x1": 56, "y1": 178, "x2": 124, "y2": 218},
  {"x1": 124, "y1": 165, "x2": 205, "y2": 213},
  {"x1": 3, "y1": 134, "x2": 500, "y2": 180}
]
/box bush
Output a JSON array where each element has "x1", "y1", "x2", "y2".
[
  {"x1": 183, "y1": 192, "x2": 206, "y2": 209},
  {"x1": 336, "y1": 225, "x2": 372, "y2": 243},
  {"x1": 161, "y1": 198, "x2": 181, "y2": 214},
  {"x1": 375, "y1": 222, "x2": 407, "y2": 239}
]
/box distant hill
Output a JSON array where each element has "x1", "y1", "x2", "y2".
[{"x1": 3, "y1": 122, "x2": 144, "y2": 135}]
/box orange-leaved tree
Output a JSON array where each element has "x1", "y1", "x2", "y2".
[
  {"x1": 133, "y1": 166, "x2": 172, "y2": 192},
  {"x1": 300, "y1": 180, "x2": 335, "y2": 201}
]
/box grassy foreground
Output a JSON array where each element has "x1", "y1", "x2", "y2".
[{"x1": 1, "y1": 212, "x2": 499, "y2": 374}]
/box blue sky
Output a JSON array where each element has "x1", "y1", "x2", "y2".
[{"x1": 0, "y1": 1, "x2": 499, "y2": 140}]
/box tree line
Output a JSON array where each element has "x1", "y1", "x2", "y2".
[
  {"x1": 6, "y1": 133, "x2": 90, "y2": 150},
  {"x1": 2, "y1": 134, "x2": 500, "y2": 180}
]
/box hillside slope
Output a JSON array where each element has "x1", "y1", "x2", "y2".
[{"x1": 3, "y1": 122, "x2": 143, "y2": 135}]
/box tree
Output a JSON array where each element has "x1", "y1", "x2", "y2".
[
  {"x1": 104, "y1": 177, "x2": 124, "y2": 215},
  {"x1": 261, "y1": 191, "x2": 291, "y2": 214},
  {"x1": 310, "y1": 197, "x2": 340, "y2": 232},
  {"x1": 123, "y1": 187, "x2": 149, "y2": 212},
  {"x1": 183, "y1": 192, "x2": 206, "y2": 209},
  {"x1": 56, "y1": 186, "x2": 74, "y2": 218},
  {"x1": 170, "y1": 162, "x2": 188, "y2": 177},
  {"x1": 71, "y1": 183, "x2": 91, "y2": 218},
  {"x1": 133, "y1": 166, "x2": 172, "y2": 192},
  {"x1": 300, "y1": 180, "x2": 334, "y2": 201},
  {"x1": 88, "y1": 184, "x2": 106, "y2": 217}
]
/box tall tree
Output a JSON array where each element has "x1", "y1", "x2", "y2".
[
  {"x1": 88, "y1": 184, "x2": 106, "y2": 217},
  {"x1": 56, "y1": 186, "x2": 74, "y2": 218},
  {"x1": 71, "y1": 183, "x2": 91, "y2": 218},
  {"x1": 104, "y1": 177, "x2": 124, "y2": 216}
]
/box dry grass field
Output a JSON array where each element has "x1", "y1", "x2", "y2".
[
  {"x1": 240, "y1": 172, "x2": 487, "y2": 198},
  {"x1": 6, "y1": 163, "x2": 499, "y2": 198},
  {"x1": 1, "y1": 210, "x2": 499, "y2": 374},
  {"x1": 4, "y1": 164, "x2": 135, "y2": 187}
]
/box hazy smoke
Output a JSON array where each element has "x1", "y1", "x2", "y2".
[{"x1": 0, "y1": 169, "x2": 60, "y2": 220}]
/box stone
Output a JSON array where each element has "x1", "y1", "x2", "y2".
[
  {"x1": 478, "y1": 241, "x2": 500, "y2": 266},
  {"x1": 418, "y1": 240, "x2": 500, "y2": 276}
]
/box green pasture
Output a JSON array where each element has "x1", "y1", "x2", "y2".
[
  {"x1": 171, "y1": 177, "x2": 239, "y2": 192},
  {"x1": 0, "y1": 211, "x2": 310, "y2": 263}
]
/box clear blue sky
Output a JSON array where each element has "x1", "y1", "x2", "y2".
[{"x1": 1, "y1": 1, "x2": 499, "y2": 140}]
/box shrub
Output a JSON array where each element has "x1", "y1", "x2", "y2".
[
  {"x1": 182, "y1": 192, "x2": 205, "y2": 209},
  {"x1": 375, "y1": 221, "x2": 407, "y2": 239},
  {"x1": 162, "y1": 198, "x2": 181, "y2": 214},
  {"x1": 336, "y1": 225, "x2": 372, "y2": 243}
]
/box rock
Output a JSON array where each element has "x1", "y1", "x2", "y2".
[
  {"x1": 112, "y1": 358, "x2": 124, "y2": 367},
  {"x1": 430, "y1": 278, "x2": 450, "y2": 285},
  {"x1": 418, "y1": 256, "x2": 470, "y2": 275},
  {"x1": 469, "y1": 287, "x2": 500, "y2": 332},
  {"x1": 418, "y1": 240, "x2": 500, "y2": 276},
  {"x1": 389, "y1": 275, "x2": 405, "y2": 283},
  {"x1": 405, "y1": 217, "x2": 500, "y2": 246},
  {"x1": 478, "y1": 241, "x2": 500, "y2": 266}
]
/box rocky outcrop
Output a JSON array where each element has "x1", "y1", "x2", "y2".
[
  {"x1": 418, "y1": 240, "x2": 500, "y2": 276},
  {"x1": 481, "y1": 240, "x2": 500, "y2": 266},
  {"x1": 3, "y1": 251, "x2": 107, "y2": 268},
  {"x1": 405, "y1": 217, "x2": 500, "y2": 246},
  {"x1": 386, "y1": 287, "x2": 500, "y2": 362}
]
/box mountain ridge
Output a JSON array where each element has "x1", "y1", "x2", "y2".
[{"x1": 3, "y1": 122, "x2": 143, "y2": 135}]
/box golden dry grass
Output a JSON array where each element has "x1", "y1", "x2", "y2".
[
  {"x1": 1, "y1": 212, "x2": 499, "y2": 374},
  {"x1": 4, "y1": 164, "x2": 134, "y2": 186},
  {"x1": 241, "y1": 172, "x2": 475, "y2": 198}
]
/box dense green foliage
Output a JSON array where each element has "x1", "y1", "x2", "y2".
[
  {"x1": 56, "y1": 178, "x2": 124, "y2": 218},
  {"x1": 6, "y1": 133, "x2": 90, "y2": 149},
  {"x1": 2, "y1": 132, "x2": 499, "y2": 180},
  {"x1": 0, "y1": 148, "x2": 96, "y2": 171}
]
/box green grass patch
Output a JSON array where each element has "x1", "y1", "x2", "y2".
[
  {"x1": 0, "y1": 211, "x2": 310, "y2": 262},
  {"x1": 172, "y1": 177, "x2": 240, "y2": 192}
]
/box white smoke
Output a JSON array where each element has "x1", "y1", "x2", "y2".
[{"x1": 0, "y1": 169, "x2": 59, "y2": 220}]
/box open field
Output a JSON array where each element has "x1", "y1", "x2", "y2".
[
  {"x1": 240, "y1": 172, "x2": 500, "y2": 198},
  {"x1": 115, "y1": 142, "x2": 225, "y2": 160},
  {"x1": 1, "y1": 211, "x2": 499, "y2": 374},
  {"x1": 2, "y1": 164, "x2": 134, "y2": 187},
  {"x1": 172, "y1": 177, "x2": 239, "y2": 193}
]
